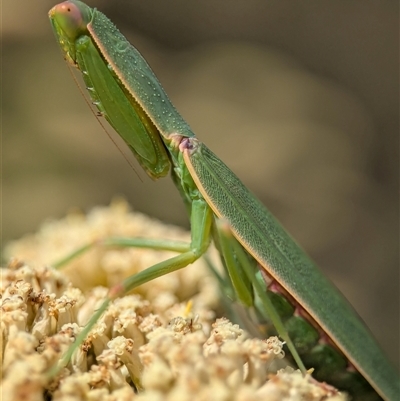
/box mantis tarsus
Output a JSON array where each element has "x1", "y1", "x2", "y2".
[{"x1": 49, "y1": 1, "x2": 399, "y2": 400}]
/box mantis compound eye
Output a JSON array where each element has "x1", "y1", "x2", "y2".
[{"x1": 50, "y1": 0, "x2": 91, "y2": 40}]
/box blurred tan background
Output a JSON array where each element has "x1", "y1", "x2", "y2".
[{"x1": 3, "y1": 1, "x2": 398, "y2": 368}]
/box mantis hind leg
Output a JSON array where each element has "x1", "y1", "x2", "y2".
[{"x1": 215, "y1": 218, "x2": 307, "y2": 374}]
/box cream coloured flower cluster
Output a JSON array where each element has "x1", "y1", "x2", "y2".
[{"x1": 2, "y1": 201, "x2": 345, "y2": 400}]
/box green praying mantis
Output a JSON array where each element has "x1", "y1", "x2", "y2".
[{"x1": 49, "y1": 1, "x2": 399, "y2": 400}]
